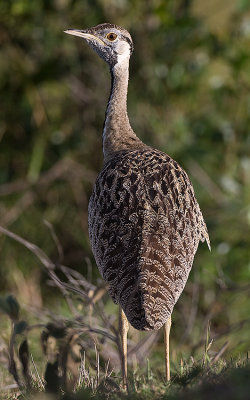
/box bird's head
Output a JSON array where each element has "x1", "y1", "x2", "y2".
[{"x1": 64, "y1": 23, "x2": 133, "y2": 69}]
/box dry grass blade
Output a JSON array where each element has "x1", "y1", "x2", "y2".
[
  {"x1": 0, "y1": 225, "x2": 85, "y2": 313},
  {"x1": 211, "y1": 341, "x2": 229, "y2": 364},
  {"x1": 95, "y1": 344, "x2": 100, "y2": 387},
  {"x1": 0, "y1": 226, "x2": 55, "y2": 271},
  {"x1": 60, "y1": 265, "x2": 96, "y2": 292},
  {"x1": 30, "y1": 353, "x2": 45, "y2": 390},
  {"x1": 128, "y1": 331, "x2": 161, "y2": 363},
  {"x1": 43, "y1": 219, "x2": 64, "y2": 264},
  {"x1": 0, "y1": 383, "x2": 19, "y2": 392},
  {"x1": 75, "y1": 353, "x2": 85, "y2": 390}
]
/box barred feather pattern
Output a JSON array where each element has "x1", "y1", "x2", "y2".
[{"x1": 88, "y1": 148, "x2": 210, "y2": 331}]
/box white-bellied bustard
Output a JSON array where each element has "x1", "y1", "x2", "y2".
[{"x1": 65, "y1": 23, "x2": 210, "y2": 386}]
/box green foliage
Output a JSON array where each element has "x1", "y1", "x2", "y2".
[
  {"x1": 0, "y1": 0, "x2": 250, "y2": 397},
  {"x1": 1, "y1": 293, "x2": 250, "y2": 399}
]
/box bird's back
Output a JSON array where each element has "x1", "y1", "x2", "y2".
[{"x1": 88, "y1": 148, "x2": 210, "y2": 331}]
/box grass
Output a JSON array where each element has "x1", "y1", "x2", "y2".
[
  {"x1": 1, "y1": 293, "x2": 249, "y2": 400},
  {"x1": 1, "y1": 348, "x2": 250, "y2": 399},
  {"x1": 0, "y1": 227, "x2": 250, "y2": 399}
]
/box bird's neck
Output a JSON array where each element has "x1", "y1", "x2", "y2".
[{"x1": 103, "y1": 58, "x2": 142, "y2": 162}]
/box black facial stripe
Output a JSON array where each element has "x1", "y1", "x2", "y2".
[{"x1": 121, "y1": 34, "x2": 134, "y2": 53}]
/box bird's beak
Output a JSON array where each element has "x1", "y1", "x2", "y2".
[{"x1": 64, "y1": 29, "x2": 106, "y2": 46}]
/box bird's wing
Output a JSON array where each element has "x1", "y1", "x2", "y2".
[
  {"x1": 134, "y1": 149, "x2": 210, "y2": 329},
  {"x1": 88, "y1": 149, "x2": 209, "y2": 330}
]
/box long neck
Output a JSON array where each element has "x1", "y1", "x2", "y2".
[{"x1": 102, "y1": 58, "x2": 142, "y2": 162}]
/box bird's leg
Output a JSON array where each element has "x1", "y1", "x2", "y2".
[
  {"x1": 119, "y1": 306, "x2": 129, "y2": 388},
  {"x1": 164, "y1": 315, "x2": 172, "y2": 381}
]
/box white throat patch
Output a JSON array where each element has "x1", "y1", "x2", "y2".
[{"x1": 116, "y1": 41, "x2": 131, "y2": 65}]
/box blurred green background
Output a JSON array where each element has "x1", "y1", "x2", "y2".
[{"x1": 0, "y1": 0, "x2": 250, "y2": 367}]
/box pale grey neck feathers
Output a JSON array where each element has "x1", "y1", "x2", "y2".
[{"x1": 103, "y1": 58, "x2": 144, "y2": 162}]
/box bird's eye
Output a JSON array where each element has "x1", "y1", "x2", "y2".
[{"x1": 106, "y1": 32, "x2": 117, "y2": 41}]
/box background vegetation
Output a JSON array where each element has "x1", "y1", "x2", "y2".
[{"x1": 0, "y1": 0, "x2": 250, "y2": 398}]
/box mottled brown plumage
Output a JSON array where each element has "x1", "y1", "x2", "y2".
[
  {"x1": 65, "y1": 23, "x2": 210, "y2": 381},
  {"x1": 89, "y1": 147, "x2": 210, "y2": 330}
]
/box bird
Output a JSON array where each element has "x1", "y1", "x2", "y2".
[{"x1": 64, "y1": 23, "x2": 210, "y2": 386}]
